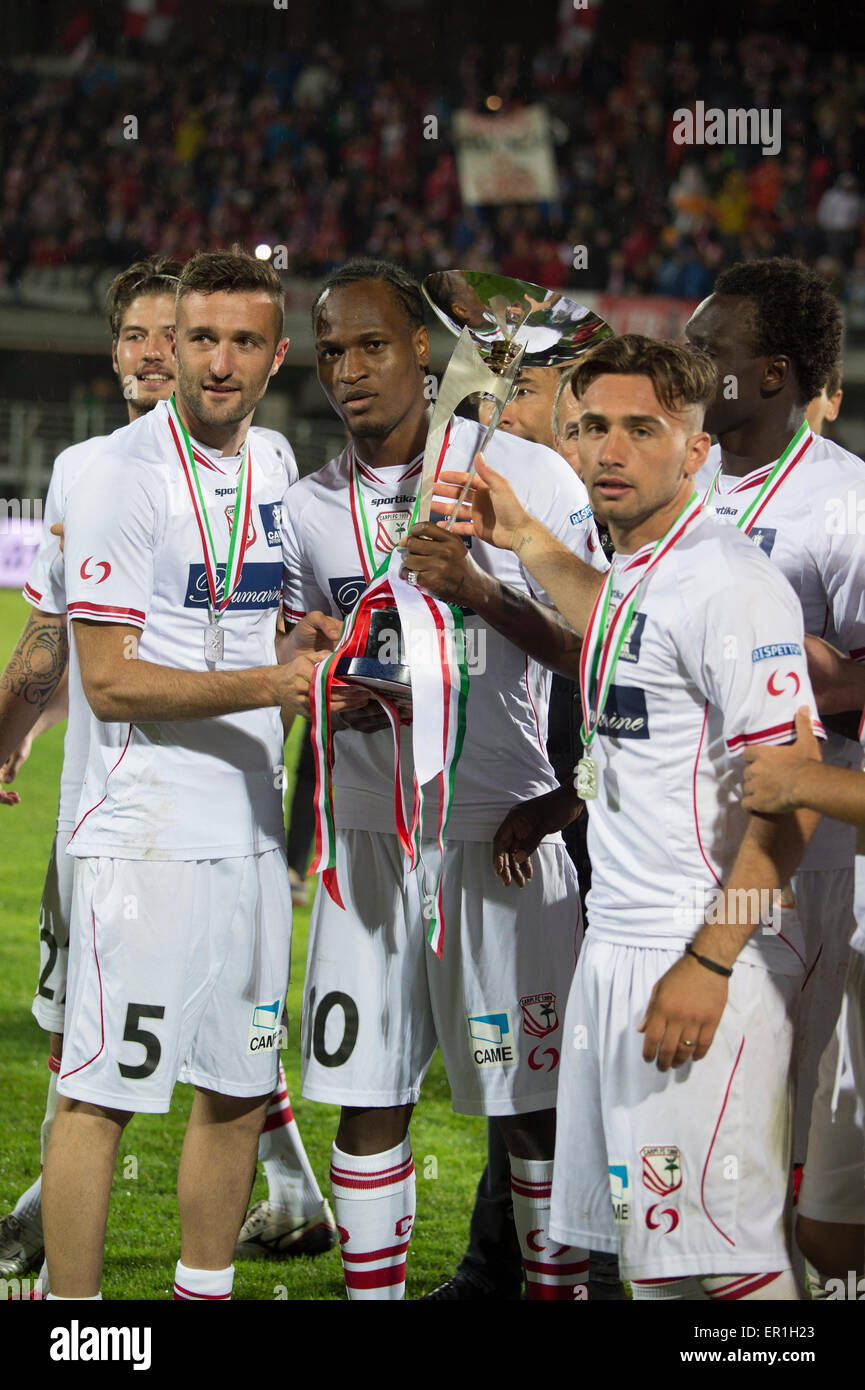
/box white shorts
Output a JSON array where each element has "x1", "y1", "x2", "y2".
[
  {"x1": 58, "y1": 851, "x2": 292, "y2": 1113},
  {"x1": 549, "y1": 935, "x2": 797, "y2": 1280},
  {"x1": 31, "y1": 829, "x2": 74, "y2": 1034},
  {"x1": 301, "y1": 830, "x2": 581, "y2": 1117},
  {"x1": 792, "y1": 867, "x2": 856, "y2": 1160},
  {"x1": 798, "y1": 948, "x2": 865, "y2": 1225}
]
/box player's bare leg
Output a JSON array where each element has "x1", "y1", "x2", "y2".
[
  {"x1": 42, "y1": 1096, "x2": 132, "y2": 1298},
  {"x1": 496, "y1": 1108, "x2": 589, "y2": 1300},
  {"x1": 236, "y1": 1062, "x2": 336, "y2": 1260},
  {"x1": 175, "y1": 1086, "x2": 271, "y2": 1298},
  {"x1": 329, "y1": 1104, "x2": 415, "y2": 1299}
]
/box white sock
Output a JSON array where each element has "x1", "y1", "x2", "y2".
[
  {"x1": 330, "y1": 1138, "x2": 415, "y2": 1300},
  {"x1": 509, "y1": 1156, "x2": 589, "y2": 1300},
  {"x1": 12, "y1": 1175, "x2": 42, "y2": 1234},
  {"x1": 46, "y1": 1292, "x2": 102, "y2": 1300},
  {"x1": 701, "y1": 1270, "x2": 799, "y2": 1300},
  {"x1": 631, "y1": 1277, "x2": 701, "y2": 1300},
  {"x1": 258, "y1": 1064, "x2": 324, "y2": 1217},
  {"x1": 40, "y1": 1063, "x2": 60, "y2": 1166},
  {"x1": 173, "y1": 1261, "x2": 234, "y2": 1301}
]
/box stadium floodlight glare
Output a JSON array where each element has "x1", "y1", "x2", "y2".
[{"x1": 254, "y1": 244, "x2": 272, "y2": 260}]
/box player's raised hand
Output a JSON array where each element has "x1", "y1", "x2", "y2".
[
  {"x1": 742, "y1": 706, "x2": 822, "y2": 814},
  {"x1": 432, "y1": 453, "x2": 529, "y2": 551},
  {"x1": 637, "y1": 953, "x2": 728, "y2": 1072}
]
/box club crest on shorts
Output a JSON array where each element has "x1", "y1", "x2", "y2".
[
  {"x1": 519, "y1": 992, "x2": 559, "y2": 1037},
  {"x1": 640, "y1": 1145, "x2": 682, "y2": 1196},
  {"x1": 248, "y1": 998, "x2": 283, "y2": 1054},
  {"x1": 609, "y1": 1163, "x2": 631, "y2": 1224},
  {"x1": 466, "y1": 1011, "x2": 515, "y2": 1068},
  {"x1": 375, "y1": 509, "x2": 412, "y2": 553}
]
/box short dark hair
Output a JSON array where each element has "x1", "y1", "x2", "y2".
[
  {"x1": 177, "y1": 246, "x2": 285, "y2": 336},
  {"x1": 570, "y1": 334, "x2": 717, "y2": 417},
  {"x1": 312, "y1": 258, "x2": 425, "y2": 333},
  {"x1": 825, "y1": 359, "x2": 843, "y2": 398},
  {"x1": 713, "y1": 258, "x2": 842, "y2": 406},
  {"x1": 106, "y1": 255, "x2": 182, "y2": 339}
]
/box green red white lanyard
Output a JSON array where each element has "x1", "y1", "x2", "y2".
[
  {"x1": 348, "y1": 432, "x2": 449, "y2": 583},
  {"x1": 167, "y1": 394, "x2": 253, "y2": 620},
  {"x1": 701, "y1": 419, "x2": 813, "y2": 531},
  {"x1": 579, "y1": 491, "x2": 703, "y2": 758}
]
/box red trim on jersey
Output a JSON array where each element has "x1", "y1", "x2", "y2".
[
  {"x1": 68, "y1": 724, "x2": 133, "y2": 845},
  {"x1": 68, "y1": 601, "x2": 146, "y2": 626},
  {"x1": 800, "y1": 941, "x2": 824, "y2": 994},
  {"x1": 699, "y1": 1034, "x2": 745, "y2": 1247},
  {"x1": 282, "y1": 605, "x2": 307, "y2": 624},
  {"x1": 354, "y1": 454, "x2": 424, "y2": 488},
  {"x1": 524, "y1": 655, "x2": 544, "y2": 752},
  {"x1": 59, "y1": 909, "x2": 105, "y2": 1079},
  {"x1": 692, "y1": 700, "x2": 723, "y2": 890},
  {"x1": 726, "y1": 719, "x2": 798, "y2": 752},
  {"x1": 341, "y1": 1241, "x2": 410, "y2": 1264},
  {"x1": 190, "y1": 444, "x2": 224, "y2": 475},
  {"x1": 726, "y1": 465, "x2": 773, "y2": 495},
  {"x1": 23, "y1": 582, "x2": 43, "y2": 604}
]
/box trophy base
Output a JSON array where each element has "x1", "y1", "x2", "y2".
[{"x1": 335, "y1": 654, "x2": 412, "y2": 701}]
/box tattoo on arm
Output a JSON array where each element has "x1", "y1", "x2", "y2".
[
  {"x1": 0, "y1": 613, "x2": 69, "y2": 712},
  {"x1": 515, "y1": 533, "x2": 533, "y2": 558}
]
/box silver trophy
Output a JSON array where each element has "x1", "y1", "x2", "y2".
[{"x1": 337, "y1": 271, "x2": 613, "y2": 700}]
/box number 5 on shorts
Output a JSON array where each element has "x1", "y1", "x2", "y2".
[{"x1": 118, "y1": 1003, "x2": 165, "y2": 1079}]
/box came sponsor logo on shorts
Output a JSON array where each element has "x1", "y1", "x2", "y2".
[
  {"x1": 467, "y1": 1011, "x2": 515, "y2": 1068},
  {"x1": 248, "y1": 998, "x2": 282, "y2": 1054},
  {"x1": 609, "y1": 1162, "x2": 631, "y2": 1224}
]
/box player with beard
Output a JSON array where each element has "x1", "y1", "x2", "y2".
[
  {"x1": 433, "y1": 334, "x2": 823, "y2": 1300},
  {"x1": 282, "y1": 259, "x2": 605, "y2": 1300},
  {"x1": 38, "y1": 249, "x2": 352, "y2": 1300},
  {"x1": 684, "y1": 260, "x2": 865, "y2": 1180}
]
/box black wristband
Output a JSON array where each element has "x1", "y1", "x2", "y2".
[{"x1": 686, "y1": 946, "x2": 733, "y2": 978}]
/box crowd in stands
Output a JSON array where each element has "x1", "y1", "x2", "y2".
[{"x1": 2, "y1": 24, "x2": 865, "y2": 320}]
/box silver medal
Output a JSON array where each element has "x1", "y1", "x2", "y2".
[
  {"x1": 575, "y1": 756, "x2": 599, "y2": 800},
  {"x1": 204, "y1": 620, "x2": 224, "y2": 664}
]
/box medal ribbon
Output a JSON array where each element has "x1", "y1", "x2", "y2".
[
  {"x1": 705, "y1": 420, "x2": 813, "y2": 534},
  {"x1": 579, "y1": 491, "x2": 704, "y2": 756},
  {"x1": 310, "y1": 423, "x2": 469, "y2": 956},
  {"x1": 167, "y1": 395, "x2": 253, "y2": 615}
]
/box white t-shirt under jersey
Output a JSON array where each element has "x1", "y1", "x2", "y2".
[
  {"x1": 63, "y1": 399, "x2": 297, "y2": 860},
  {"x1": 584, "y1": 505, "x2": 822, "y2": 975},
  {"x1": 281, "y1": 413, "x2": 607, "y2": 840},
  {"x1": 23, "y1": 421, "x2": 297, "y2": 836},
  {"x1": 696, "y1": 429, "x2": 865, "y2": 873}
]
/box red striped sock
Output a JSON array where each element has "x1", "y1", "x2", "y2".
[
  {"x1": 330, "y1": 1139, "x2": 415, "y2": 1301},
  {"x1": 509, "y1": 1156, "x2": 589, "y2": 1300},
  {"x1": 172, "y1": 1261, "x2": 233, "y2": 1301},
  {"x1": 701, "y1": 1271, "x2": 795, "y2": 1300}
]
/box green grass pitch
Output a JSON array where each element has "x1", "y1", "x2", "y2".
[{"x1": 0, "y1": 587, "x2": 486, "y2": 1300}]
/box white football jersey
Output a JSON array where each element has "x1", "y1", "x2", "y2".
[
  {"x1": 695, "y1": 428, "x2": 865, "y2": 872},
  {"x1": 23, "y1": 422, "x2": 297, "y2": 835},
  {"x1": 584, "y1": 505, "x2": 821, "y2": 974},
  {"x1": 63, "y1": 399, "x2": 297, "y2": 860},
  {"x1": 281, "y1": 413, "x2": 607, "y2": 840}
]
